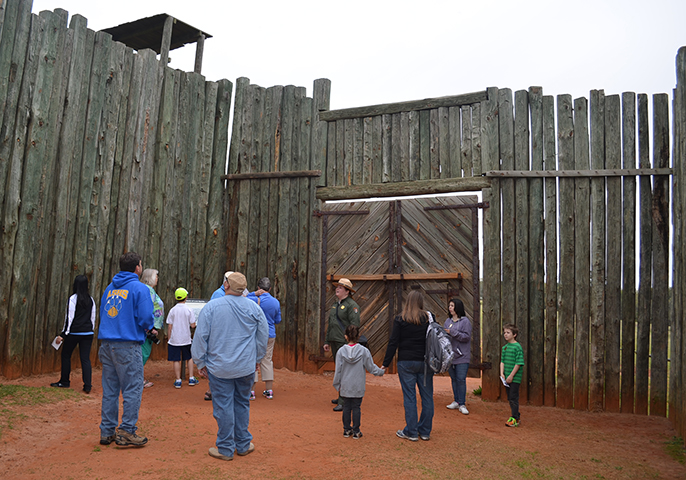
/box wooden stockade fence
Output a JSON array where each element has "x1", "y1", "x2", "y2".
[
  {"x1": 0, "y1": 1, "x2": 231, "y2": 377},
  {"x1": 1, "y1": 0, "x2": 685, "y2": 443}
]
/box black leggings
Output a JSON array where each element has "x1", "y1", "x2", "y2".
[
  {"x1": 507, "y1": 382, "x2": 520, "y2": 420},
  {"x1": 341, "y1": 396, "x2": 363, "y2": 433},
  {"x1": 59, "y1": 334, "x2": 93, "y2": 389}
]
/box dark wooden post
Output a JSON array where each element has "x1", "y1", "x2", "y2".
[{"x1": 194, "y1": 33, "x2": 205, "y2": 74}]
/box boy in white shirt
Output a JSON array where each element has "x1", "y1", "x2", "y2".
[{"x1": 167, "y1": 288, "x2": 198, "y2": 388}]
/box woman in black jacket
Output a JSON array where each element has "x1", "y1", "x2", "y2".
[
  {"x1": 50, "y1": 275, "x2": 96, "y2": 393},
  {"x1": 382, "y1": 290, "x2": 434, "y2": 442}
]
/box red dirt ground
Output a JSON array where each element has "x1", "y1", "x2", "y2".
[{"x1": 1, "y1": 360, "x2": 684, "y2": 479}]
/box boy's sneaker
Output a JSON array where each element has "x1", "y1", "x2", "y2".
[
  {"x1": 506, "y1": 417, "x2": 519, "y2": 427},
  {"x1": 249, "y1": 391, "x2": 256, "y2": 401},
  {"x1": 174, "y1": 379, "x2": 182, "y2": 389},
  {"x1": 458, "y1": 405, "x2": 469, "y2": 415},
  {"x1": 115, "y1": 430, "x2": 148, "y2": 446},
  {"x1": 262, "y1": 389, "x2": 273, "y2": 399},
  {"x1": 353, "y1": 431, "x2": 363, "y2": 439},
  {"x1": 396, "y1": 429, "x2": 418, "y2": 442},
  {"x1": 446, "y1": 401, "x2": 460, "y2": 409},
  {"x1": 188, "y1": 376, "x2": 199, "y2": 386},
  {"x1": 343, "y1": 429, "x2": 352, "y2": 438}
]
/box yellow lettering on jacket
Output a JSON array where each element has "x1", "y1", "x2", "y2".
[{"x1": 107, "y1": 289, "x2": 129, "y2": 300}]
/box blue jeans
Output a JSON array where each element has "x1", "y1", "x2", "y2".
[
  {"x1": 208, "y1": 371, "x2": 254, "y2": 457},
  {"x1": 99, "y1": 341, "x2": 144, "y2": 436},
  {"x1": 397, "y1": 360, "x2": 434, "y2": 438},
  {"x1": 448, "y1": 363, "x2": 469, "y2": 405}
]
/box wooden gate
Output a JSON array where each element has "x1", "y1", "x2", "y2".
[{"x1": 318, "y1": 195, "x2": 481, "y2": 371}]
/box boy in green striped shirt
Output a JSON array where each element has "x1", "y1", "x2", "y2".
[{"x1": 500, "y1": 323, "x2": 524, "y2": 427}]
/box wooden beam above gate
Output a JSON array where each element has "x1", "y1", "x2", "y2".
[
  {"x1": 327, "y1": 273, "x2": 464, "y2": 281},
  {"x1": 222, "y1": 170, "x2": 322, "y2": 180},
  {"x1": 486, "y1": 168, "x2": 672, "y2": 177},
  {"x1": 316, "y1": 177, "x2": 491, "y2": 201}
]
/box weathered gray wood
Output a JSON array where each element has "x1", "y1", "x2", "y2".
[
  {"x1": 335, "y1": 119, "x2": 345, "y2": 186},
  {"x1": 371, "y1": 115, "x2": 383, "y2": 183},
  {"x1": 352, "y1": 117, "x2": 363, "y2": 185},
  {"x1": 325, "y1": 119, "x2": 336, "y2": 186},
  {"x1": 429, "y1": 109, "x2": 440, "y2": 179},
  {"x1": 542, "y1": 94, "x2": 557, "y2": 407},
  {"x1": 486, "y1": 168, "x2": 671, "y2": 177},
  {"x1": 363, "y1": 116, "x2": 373, "y2": 184},
  {"x1": 573, "y1": 96, "x2": 590, "y2": 411},
  {"x1": 620, "y1": 91, "x2": 636, "y2": 414},
  {"x1": 391, "y1": 113, "x2": 401, "y2": 182},
  {"x1": 234, "y1": 79, "x2": 253, "y2": 273},
  {"x1": 256, "y1": 85, "x2": 272, "y2": 282},
  {"x1": 400, "y1": 112, "x2": 410, "y2": 181},
  {"x1": 461, "y1": 105, "x2": 472, "y2": 176},
  {"x1": 449, "y1": 107, "x2": 460, "y2": 177},
  {"x1": 245, "y1": 84, "x2": 264, "y2": 286},
  {"x1": 419, "y1": 109, "x2": 430, "y2": 180},
  {"x1": 267, "y1": 86, "x2": 284, "y2": 282},
  {"x1": 528, "y1": 87, "x2": 544, "y2": 406},
  {"x1": 381, "y1": 114, "x2": 392, "y2": 182},
  {"x1": 194, "y1": 33, "x2": 205, "y2": 74},
  {"x1": 650, "y1": 93, "x2": 670, "y2": 417},
  {"x1": 604, "y1": 95, "x2": 622, "y2": 412},
  {"x1": 499, "y1": 89, "x2": 515, "y2": 330},
  {"x1": 408, "y1": 111, "x2": 419, "y2": 180},
  {"x1": 438, "y1": 107, "x2": 449, "y2": 178},
  {"x1": 344, "y1": 118, "x2": 354, "y2": 185},
  {"x1": 481, "y1": 86, "x2": 501, "y2": 401},
  {"x1": 318, "y1": 90, "x2": 488, "y2": 121},
  {"x1": 556, "y1": 93, "x2": 575, "y2": 409},
  {"x1": 589, "y1": 90, "x2": 606, "y2": 411},
  {"x1": 316, "y1": 176, "x2": 490, "y2": 201},
  {"x1": 159, "y1": 15, "x2": 173, "y2": 68},
  {"x1": 635, "y1": 93, "x2": 651, "y2": 415},
  {"x1": 514, "y1": 89, "x2": 529, "y2": 404},
  {"x1": 471, "y1": 103, "x2": 482, "y2": 176}
]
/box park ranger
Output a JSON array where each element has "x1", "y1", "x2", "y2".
[{"x1": 323, "y1": 278, "x2": 360, "y2": 411}]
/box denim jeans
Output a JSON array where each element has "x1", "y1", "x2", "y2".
[
  {"x1": 341, "y1": 396, "x2": 363, "y2": 433},
  {"x1": 208, "y1": 371, "x2": 254, "y2": 457},
  {"x1": 59, "y1": 334, "x2": 93, "y2": 389},
  {"x1": 397, "y1": 360, "x2": 434, "y2": 438},
  {"x1": 99, "y1": 341, "x2": 144, "y2": 436},
  {"x1": 448, "y1": 363, "x2": 469, "y2": 405}
]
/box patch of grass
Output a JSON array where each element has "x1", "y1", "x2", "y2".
[
  {"x1": 665, "y1": 436, "x2": 685, "y2": 464},
  {"x1": 0, "y1": 384, "x2": 81, "y2": 440},
  {"x1": 472, "y1": 385, "x2": 482, "y2": 396}
]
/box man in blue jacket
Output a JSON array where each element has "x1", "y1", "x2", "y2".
[{"x1": 98, "y1": 252, "x2": 154, "y2": 447}]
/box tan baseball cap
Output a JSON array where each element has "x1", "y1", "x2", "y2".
[{"x1": 227, "y1": 272, "x2": 247, "y2": 294}]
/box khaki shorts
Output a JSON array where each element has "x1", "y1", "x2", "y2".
[{"x1": 255, "y1": 337, "x2": 276, "y2": 382}]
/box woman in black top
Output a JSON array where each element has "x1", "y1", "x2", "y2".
[
  {"x1": 50, "y1": 275, "x2": 96, "y2": 393},
  {"x1": 382, "y1": 290, "x2": 434, "y2": 441}
]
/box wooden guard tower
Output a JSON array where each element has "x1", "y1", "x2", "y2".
[{"x1": 102, "y1": 13, "x2": 212, "y2": 74}]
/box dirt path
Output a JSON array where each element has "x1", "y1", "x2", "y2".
[{"x1": 1, "y1": 360, "x2": 683, "y2": 479}]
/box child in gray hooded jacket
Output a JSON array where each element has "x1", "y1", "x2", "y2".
[{"x1": 333, "y1": 325, "x2": 384, "y2": 438}]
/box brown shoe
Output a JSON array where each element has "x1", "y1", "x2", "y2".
[
  {"x1": 237, "y1": 442, "x2": 255, "y2": 456},
  {"x1": 115, "y1": 430, "x2": 148, "y2": 446},
  {"x1": 209, "y1": 447, "x2": 233, "y2": 460}
]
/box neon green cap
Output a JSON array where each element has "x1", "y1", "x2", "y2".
[{"x1": 175, "y1": 287, "x2": 188, "y2": 300}]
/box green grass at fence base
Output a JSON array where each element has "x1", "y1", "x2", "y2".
[
  {"x1": 0, "y1": 384, "x2": 82, "y2": 440},
  {"x1": 665, "y1": 436, "x2": 685, "y2": 464}
]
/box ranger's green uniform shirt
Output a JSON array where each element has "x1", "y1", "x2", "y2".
[{"x1": 325, "y1": 296, "x2": 360, "y2": 344}]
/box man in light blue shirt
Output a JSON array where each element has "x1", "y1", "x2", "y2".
[{"x1": 193, "y1": 272, "x2": 268, "y2": 461}]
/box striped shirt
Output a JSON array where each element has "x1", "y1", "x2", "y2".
[{"x1": 501, "y1": 341, "x2": 524, "y2": 384}]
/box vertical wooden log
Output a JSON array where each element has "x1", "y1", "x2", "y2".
[
  {"x1": 635, "y1": 93, "x2": 651, "y2": 415},
  {"x1": 604, "y1": 95, "x2": 622, "y2": 412},
  {"x1": 430, "y1": 108, "x2": 440, "y2": 179},
  {"x1": 481, "y1": 87, "x2": 501, "y2": 401},
  {"x1": 344, "y1": 118, "x2": 354, "y2": 185},
  {"x1": 306, "y1": 78, "x2": 330, "y2": 373},
  {"x1": 589, "y1": 90, "x2": 606, "y2": 411},
  {"x1": 542, "y1": 94, "x2": 558, "y2": 407},
  {"x1": 556, "y1": 93, "x2": 575, "y2": 409},
  {"x1": 449, "y1": 106, "x2": 461, "y2": 177},
  {"x1": 499, "y1": 89, "x2": 515, "y2": 328},
  {"x1": 246, "y1": 85, "x2": 265, "y2": 286},
  {"x1": 362, "y1": 116, "x2": 373, "y2": 184},
  {"x1": 514, "y1": 89, "x2": 529, "y2": 404},
  {"x1": 325, "y1": 119, "x2": 336, "y2": 186},
  {"x1": 159, "y1": 15, "x2": 173, "y2": 69},
  {"x1": 352, "y1": 117, "x2": 363, "y2": 185},
  {"x1": 399, "y1": 111, "x2": 409, "y2": 181},
  {"x1": 461, "y1": 105, "x2": 472, "y2": 177},
  {"x1": 390, "y1": 113, "x2": 401, "y2": 182},
  {"x1": 381, "y1": 114, "x2": 391, "y2": 183},
  {"x1": 650, "y1": 93, "x2": 670, "y2": 417},
  {"x1": 573, "y1": 96, "x2": 591, "y2": 411},
  {"x1": 371, "y1": 115, "x2": 383, "y2": 183},
  {"x1": 528, "y1": 87, "x2": 545, "y2": 407},
  {"x1": 621, "y1": 91, "x2": 637, "y2": 414},
  {"x1": 419, "y1": 110, "x2": 430, "y2": 180},
  {"x1": 235, "y1": 80, "x2": 254, "y2": 273},
  {"x1": 408, "y1": 111, "x2": 419, "y2": 180},
  {"x1": 472, "y1": 103, "x2": 482, "y2": 176},
  {"x1": 267, "y1": 86, "x2": 284, "y2": 283},
  {"x1": 438, "y1": 106, "x2": 449, "y2": 178},
  {"x1": 194, "y1": 33, "x2": 205, "y2": 74},
  {"x1": 335, "y1": 119, "x2": 345, "y2": 186}
]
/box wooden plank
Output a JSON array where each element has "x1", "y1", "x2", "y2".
[
  {"x1": 419, "y1": 109, "x2": 431, "y2": 180},
  {"x1": 352, "y1": 117, "x2": 363, "y2": 184},
  {"x1": 542, "y1": 94, "x2": 557, "y2": 407},
  {"x1": 635, "y1": 94, "x2": 651, "y2": 415},
  {"x1": 318, "y1": 90, "x2": 488, "y2": 121},
  {"x1": 438, "y1": 107, "x2": 449, "y2": 178},
  {"x1": 223, "y1": 170, "x2": 322, "y2": 180},
  {"x1": 573, "y1": 96, "x2": 590, "y2": 411},
  {"x1": 328, "y1": 273, "x2": 465, "y2": 281},
  {"x1": 316, "y1": 176, "x2": 490, "y2": 201},
  {"x1": 589, "y1": 90, "x2": 606, "y2": 411},
  {"x1": 481, "y1": 87, "x2": 501, "y2": 401},
  {"x1": 471, "y1": 103, "x2": 482, "y2": 176},
  {"x1": 649, "y1": 93, "x2": 670, "y2": 417},
  {"x1": 391, "y1": 113, "x2": 401, "y2": 182},
  {"x1": 620, "y1": 91, "x2": 637, "y2": 414},
  {"x1": 514, "y1": 89, "x2": 529, "y2": 404},
  {"x1": 344, "y1": 118, "x2": 354, "y2": 185},
  {"x1": 234, "y1": 79, "x2": 254, "y2": 273},
  {"x1": 461, "y1": 105, "x2": 472, "y2": 176},
  {"x1": 256, "y1": 85, "x2": 273, "y2": 283},
  {"x1": 604, "y1": 95, "x2": 622, "y2": 413},
  {"x1": 499, "y1": 89, "x2": 515, "y2": 328},
  {"x1": 528, "y1": 87, "x2": 544, "y2": 406},
  {"x1": 486, "y1": 168, "x2": 671, "y2": 177},
  {"x1": 335, "y1": 119, "x2": 345, "y2": 186},
  {"x1": 557, "y1": 93, "x2": 575, "y2": 409},
  {"x1": 449, "y1": 106, "x2": 460, "y2": 177},
  {"x1": 400, "y1": 111, "x2": 410, "y2": 181},
  {"x1": 371, "y1": 115, "x2": 383, "y2": 183},
  {"x1": 408, "y1": 110, "x2": 419, "y2": 180},
  {"x1": 245, "y1": 84, "x2": 265, "y2": 287},
  {"x1": 267, "y1": 86, "x2": 284, "y2": 282},
  {"x1": 363, "y1": 116, "x2": 373, "y2": 184},
  {"x1": 430, "y1": 109, "x2": 440, "y2": 179},
  {"x1": 381, "y1": 114, "x2": 392, "y2": 182}
]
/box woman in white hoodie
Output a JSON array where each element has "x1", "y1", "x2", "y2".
[{"x1": 333, "y1": 325, "x2": 384, "y2": 439}]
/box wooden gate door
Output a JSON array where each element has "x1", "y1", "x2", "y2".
[{"x1": 320, "y1": 195, "x2": 481, "y2": 371}]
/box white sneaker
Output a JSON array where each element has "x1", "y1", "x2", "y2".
[
  {"x1": 447, "y1": 401, "x2": 460, "y2": 409},
  {"x1": 458, "y1": 405, "x2": 469, "y2": 415}
]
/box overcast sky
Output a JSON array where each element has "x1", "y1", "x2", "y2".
[{"x1": 29, "y1": 0, "x2": 686, "y2": 111}]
